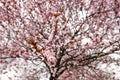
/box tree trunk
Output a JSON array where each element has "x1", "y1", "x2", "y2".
[
  {"x1": 49, "y1": 75, "x2": 58, "y2": 80},
  {"x1": 49, "y1": 76, "x2": 55, "y2": 80}
]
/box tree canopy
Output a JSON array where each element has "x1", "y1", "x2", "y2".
[{"x1": 0, "y1": 0, "x2": 120, "y2": 80}]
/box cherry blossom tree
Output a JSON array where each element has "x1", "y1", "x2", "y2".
[{"x1": 0, "y1": 0, "x2": 120, "y2": 80}]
